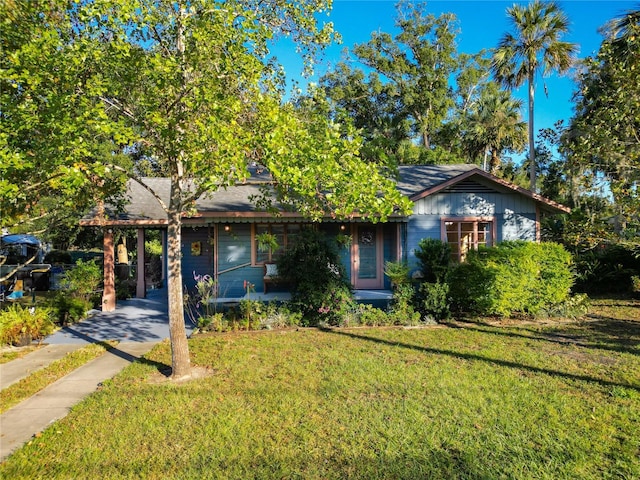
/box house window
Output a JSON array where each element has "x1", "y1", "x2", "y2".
[
  {"x1": 254, "y1": 224, "x2": 303, "y2": 264},
  {"x1": 444, "y1": 218, "x2": 493, "y2": 262}
]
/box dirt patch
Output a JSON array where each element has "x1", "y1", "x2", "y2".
[{"x1": 146, "y1": 365, "x2": 215, "y2": 385}]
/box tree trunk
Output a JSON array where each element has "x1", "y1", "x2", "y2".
[
  {"x1": 166, "y1": 2, "x2": 191, "y2": 380},
  {"x1": 167, "y1": 193, "x2": 191, "y2": 379},
  {"x1": 489, "y1": 147, "x2": 500, "y2": 174},
  {"x1": 528, "y1": 71, "x2": 536, "y2": 192}
]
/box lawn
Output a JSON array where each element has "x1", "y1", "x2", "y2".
[{"x1": 1, "y1": 299, "x2": 639, "y2": 479}]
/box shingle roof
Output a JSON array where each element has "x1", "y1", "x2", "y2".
[
  {"x1": 396, "y1": 164, "x2": 477, "y2": 196},
  {"x1": 82, "y1": 164, "x2": 569, "y2": 226}
]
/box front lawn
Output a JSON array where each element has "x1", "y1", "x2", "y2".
[{"x1": 1, "y1": 301, "x2": 639, "y2": 479}]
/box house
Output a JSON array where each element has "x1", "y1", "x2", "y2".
[{"x1": 80, "y1": 164, "x2": 569, "y2": 309}]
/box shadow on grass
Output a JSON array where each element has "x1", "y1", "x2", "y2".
[
  {"x1": 62, "y1": 326, "x2": 170, "y2": 374},
  {"x1": 446, "y1": 317, "x2": 640, "y2": 357},
  {"x1": 322, "y1": 328, "x2": 640, "y2": 392}
]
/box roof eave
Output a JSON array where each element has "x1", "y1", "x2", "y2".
[{"x1": 409, "y1": 168, "x2": 570, "y2": 215}]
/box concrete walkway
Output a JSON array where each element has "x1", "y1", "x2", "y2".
[{"x1": 0, "y1": 289, "x2": 181, "y2": 461}]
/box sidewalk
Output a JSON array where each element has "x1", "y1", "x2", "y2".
[
  {"x1": 0, "y1": 289, "x2": 180, "y2": 461},
  {"x1": 0, "y1": 344, "x2": 83, "y2": 390}
]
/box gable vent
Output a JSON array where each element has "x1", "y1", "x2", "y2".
[{"x1": 443, "y1": 179, "x2": 497, "y2": 194}]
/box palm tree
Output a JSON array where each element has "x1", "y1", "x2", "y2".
[
  {"x1": 491, "y1": 0, "x2": 577, "y2": 191},
  {"x1": 466, "y1": 84, "x2": 527, "y2": 174}
]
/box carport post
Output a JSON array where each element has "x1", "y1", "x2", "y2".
[
  {"x1": 102, "y1": 229, "x2": 116, "y2": 312},
  {"x1": 136, "y1": 228, "x2": 146, "y2": 298}
]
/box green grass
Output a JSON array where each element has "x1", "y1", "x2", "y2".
[
  {"x1": 0, "y1": 345, "x2": 40, "y2": 364},
  {"x1": 0, "y1": 341, "x2": 117, "y2": 414},
  {"x1": 1, "y1": 301, "x2": 639, "y2": 479}
]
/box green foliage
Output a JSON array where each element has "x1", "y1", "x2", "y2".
[
  {"x1": 352, "y1": 304, "x2": 390, "y2": 327},
  {"x1": 539, "y1": 293, "x2": 590, "y2": 319},
  {"x1": 0, "y1": 303, "x2": 54, "y2": 346},
  {"x1": 388, "y1": 283, "x2": 421, "y2": 326},
  {"x1": 415, "y1": 282, "x2": 451, "y2": 322},
  {"x1": 255, "y1": 233, "x2": 279, "y2": 253},
  {"x1": 566, "y1": 8, "x2": 640, "y2": 225},
  {"x1": 51, "y1": 295, "x2": 93, "y2": 325},
  {"x1": 320, "y1": 3, "x2": 471, "y2": 163},
  {"x1": 383, "y1": 261, "x2": 410, "y2": 287},
  {"x1": 2, "y1": 0, "x2": 414, "y2": 378},
  {"x1": 145, "y1": 239, "x2": 163, "y2": 257},
  {"x1": 415, "y1": 238, "x2": 452, "y2": 282},
  {"x1": 573, "y1": 244, "x2": 640, "y2": 294},
  {"x1": 184, "y1": 273, "x2": 219, "y2": 327},
  {"x1": 194, "y1": 302, "x2": 301, "y2": 333},
  {"x1": 277, "y1": 229, "x2": 354, "y2": 326},
  {"x1": 43, "y1": 250, "x2": 73, "y2": 265},
  {"x1": 61, "y1": 259, "x2": 102, "y2": 302},
  {"x1": 492, "y1": 0, "x2": 577, "y2": 189},
  {"x1": 449, "y1": 241, "x2": 575, "y2": 317}
]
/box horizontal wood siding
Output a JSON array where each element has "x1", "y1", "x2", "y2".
[
  {"x1": 499, "y1": 211, "x2": 537, "y2": 241},
  {"x1": 406, "y1": 216, "x2": 441, "y2": 270},
  {"x1": 414, "y1": 192, "x2": 537, "y2": 216},
  {"x1": 408, "y1": 193, "x2": 539, "y2": 268},
  {"x1": 181, "y1": 228, "x2": 213, "y2": 293},
  {"x1": 217, "y1": 224, "x2": 262, "y2": 297}
]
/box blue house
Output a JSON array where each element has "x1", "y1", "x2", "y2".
[{"x1": 82, "y1": 164, "x2": 569, "y2": 305}]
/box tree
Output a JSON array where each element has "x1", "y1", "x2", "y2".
[
  {"x1": 321, "y1": 2, "x2": 460, "y2": 163},
  {"x1": 491, "y1": 0, "x2": 577, "y2": 191},
  {"x1": 464, "y1": 83, "x2": 527, "y2": 173},
  {"x1": 564, "y1": 6, "x2": 640, "y2": 235},
  {"x1": 1, "y1": 0, "x2": 412, "y2": 380}
]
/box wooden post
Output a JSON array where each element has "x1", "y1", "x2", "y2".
[
  {"x1": 102, "y1": 229, "x2": 116, "y2": 312},
  {"x1": 136, "y1": 228, "x2": 146, "y2": 298},
  {"x1": 161, "y1": 229, "x2": 166, "y2": 283}
]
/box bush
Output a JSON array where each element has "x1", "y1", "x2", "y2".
[
  {"x1": 278, "y1": 229, "x2": 355, "y2": 326},
  {"x1": 354, "y1": 304, "x2": 391, "y2": 327},
  {"x1": 44, "y1": 250, "x2": 73, "y2": 265},
  {"x1": 573, "y1": 244, "x2": 640, "y2": 294},
  {"x1": 415, "y1": 238, "x2": 451, "y2": 282},
  {"x1": 415, "y1": 282, "x2": 450, "y2": 322},
  {"x1": 387, "y1": 283, "x2": 421, "y2": 326},
  {"x1": 0, "y1": 304, "x2": 55, "y2": 346},
  {"x1": 51, "y1": 294, "x2": 93, "y2": 325},
  {"x1": 61, "y1": 259, "x2": 102, "y2": 303},
  {"x1": 448, "y1": 241, "x2": 575, "y2": 317},
  {"x1": 384, "y1": 261, "x2": 411, "y2": 287}
]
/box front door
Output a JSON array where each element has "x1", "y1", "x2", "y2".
[{"x1": 353, "y1": 224, "x2": 383, "y2": 289}]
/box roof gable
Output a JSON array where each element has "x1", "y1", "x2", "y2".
[{"x1": 402, "y1": 166, "x2": 570, "y2": 214}]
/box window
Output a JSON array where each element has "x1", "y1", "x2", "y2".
[
  {"x1": 254, "y1": 224, "x2": 304, "y2": 264},
  {"x1": 443, "y1": 218, "x2": 493, "y2": 262}
]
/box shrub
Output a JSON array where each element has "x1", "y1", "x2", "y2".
[
  {"x1": 415, "y1": 282, "x2": 450, "y2": 322},
  {"x1": 61, "y1": 259, "x2": 103, "y2": 303},
  {"x1": 184, "y1": 273, "x2": 219, "y2": 327},
  {"x1": 448, "y1": 241, "x2": 575, "y2": 317},
  {"x1": 384, "y1": 261, "x2": 410, "y2": 287},
  {"x1": 278, "y1": 229, "x2": 355, "y2": 326},
  {"x1": 44, "y1": 250, "x2": 73, "y2": 265},
  {"x1": 387, "y1": 283, "x2": 421, "y2": 326},
  {"x1": 573, "y1": 244, "x2": 640, "y2": 294},
  {"x1": 51, "y1": 294, "x2": 93, "y2": 325},
  {"x1": 415, "y1": 238, "x2": 451, "y2": 282},
  {"x1": 355, "y1": 304, "x2": 391, "y2": 327},
  {"x1": 0, "y1": 304, "x2": 55, "y2": 346}
]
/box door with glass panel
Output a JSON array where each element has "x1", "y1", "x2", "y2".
[{"x1": 353, "y1": 224, "x2": 383, "y2": 289}]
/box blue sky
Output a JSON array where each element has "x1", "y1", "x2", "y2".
[{"x1": 273, "y1": 0, "x2": 635, "y2": 138}]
